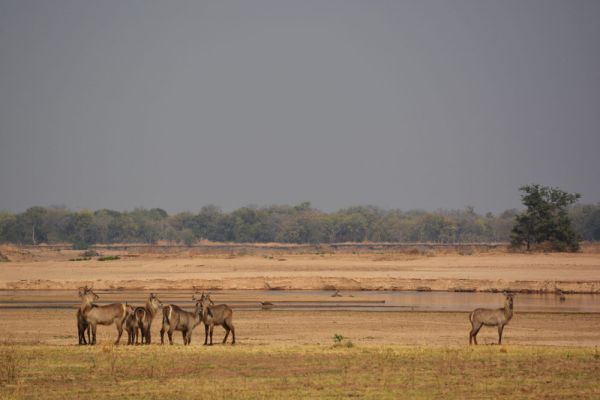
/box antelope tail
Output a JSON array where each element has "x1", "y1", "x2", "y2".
[
  {"x1": 469, "y1": 311, "x2": 474, "y2": 323},
  {"x1": 163, "y1": 305, "x2": 172, "y2": 324},
  {"x1": 135, "y1": 308, "x2": 146, "y2": 322}
]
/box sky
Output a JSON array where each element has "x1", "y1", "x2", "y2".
[{"x1": 1, "y1": 0, "x2": 599, "y2": 214}]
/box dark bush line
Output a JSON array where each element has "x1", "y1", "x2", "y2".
[{"x1": 0, "y1": 202, "x2": 598, "y2": 246}]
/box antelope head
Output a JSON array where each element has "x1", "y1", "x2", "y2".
[
  {"x1": 81, "y1": 287, "x2": 99, "y2": 304},
  {"x1": 149, "y1": 292, "x2": 163, "y2": 308},
  {"x1": 192, "y1": 292, "x2": 205, "y2": 302},
  {"x1": 504, "y1": 293, "x2": 514, "y2": 310}
]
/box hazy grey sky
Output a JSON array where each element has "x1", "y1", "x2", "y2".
[{"x1": 1, "y1": 0, "x2": 599, "y2": 214}]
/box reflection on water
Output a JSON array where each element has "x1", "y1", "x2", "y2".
[
  {"x1": 378, "y1": 291, "x2": 600, "y2": 313},
  {"x1": 0, "y1": 290, "x2": 598, "y2": 313},
  {"x1": 260, "y1": 291, "x2": 599, "y2": 313}
]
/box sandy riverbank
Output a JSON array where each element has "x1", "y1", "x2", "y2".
[{"x1": 1, "y1": 244, "x2": 599, "y2": 293}]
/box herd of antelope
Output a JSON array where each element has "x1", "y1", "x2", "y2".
[
  {"x1": 77, "y1": 286, "x2": 513, "y2": 346},
  {"x1": 77, "y1": 286, "x2": 235, "y2": 346}
]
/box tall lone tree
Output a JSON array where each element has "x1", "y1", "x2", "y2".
[{"x1": 511, "y1": 184, "x2": 581, "y2": 252}]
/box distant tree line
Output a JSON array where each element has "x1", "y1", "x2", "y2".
[{"x1": 0, "y1": 202, "x2": 599, "y2": 246}]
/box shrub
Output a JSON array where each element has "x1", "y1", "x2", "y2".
[
  {"x1": 81, "y1": 249, "x2": 100, "y2": 257},
  {"x1": 333, "y1": 334, "x2": 353, "y2": 348},
  {"x1": 98, "y1": 255, "x2": 120, "y2": 261}
]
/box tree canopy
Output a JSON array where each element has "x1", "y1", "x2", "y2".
[{"x1": 511, "y1": 184, "x2": 581, "y2": 252}]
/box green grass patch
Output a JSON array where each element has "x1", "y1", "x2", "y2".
[
  {"x1": 97, "y1": 255, "x2": 120, "y2": 261},
  {"x1": 68, "y1": 257, "x2": 91, "y2": 262}
]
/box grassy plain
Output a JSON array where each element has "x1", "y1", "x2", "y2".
[
  {"x1": 1, "y1": 343, "x2": 600, "y2": 399},
  {"x1": 1, "y1": 244, "x2": 599, "y2": 398}
]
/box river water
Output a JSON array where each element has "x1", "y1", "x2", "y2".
[{"x1": 0, "y1": 290, "x2": 598, "y2": 313}]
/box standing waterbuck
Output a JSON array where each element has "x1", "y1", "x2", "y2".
[
  {"x1": 198, "y1": 293, "x2": 236, "y2": 345},
  {"x1": 79, "y1": 287, "x2": 131, "y2": 345},
  {"x1": 131, "y1": 293, "x2": 162, "y2": 345},
  {"x1": 77, "y1": 287, "x2": 93, "y2": 345},
  {"x1": 160, "y1": 300, "x2": 203, "y2": 345},
  {"x1": 469, "y1": 293, "x2": 514, "y2": 345},
  {"x1": 125, "y1": 303, "x2": 138, "y2": 345}
]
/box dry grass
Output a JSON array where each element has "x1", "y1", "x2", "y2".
[
  {"x1": 0, "y1": 344, "x2": 599, "y2": 399},
  {"x1": 0, "y1": 343, "x2": 25, "y2": 387}
]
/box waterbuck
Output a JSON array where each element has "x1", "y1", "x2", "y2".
[
  {"x1": 159, "y1": 300, "x2": 203, "y2": 345},
  {"x1": 77, "y1": 308, "x2": 91, "y2": 345},
  {"x1": 80, "y1": 287, "x2": 131, "y2": 345},
  {"x1": 77, "y1": 287, "x2": 94, "y2": 345},
  {"x1": 469, "y1": 293, "x2": 514, "y2": 345},
  {"x1": 198, "y1": 293, "x2": 236, "y2": 345},
  {"x1": 125, "y1": 303, "x2": 139, "y2": 345},
  {"x1": 131, "y1": 293, "x2": 162, "y2": 345}
]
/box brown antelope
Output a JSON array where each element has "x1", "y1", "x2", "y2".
[
  {"x1": 79, "y1": 287, "x2": 131, "y2": 345},
  {"x1": 77, "y1": 308, "x2": 91, "y2": 345},
  {"x1": 77, "y1": 287, "x2": 93, "y2": 345},
  {"x1": 469, "y1": 293, "x2": 514, "y2": 345},
  {"x1": 198, "y1": 293, "x2": 236, "y2": 345},
  {"x1": 159, "y1": 300, "x2": 203, "y2": 345},
  {"x1": 125, "y1": 303, "x2": 138, "y2": 345},
  {"x1": 131, "y1": 293, "x2": 162, "y2": 345}
]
